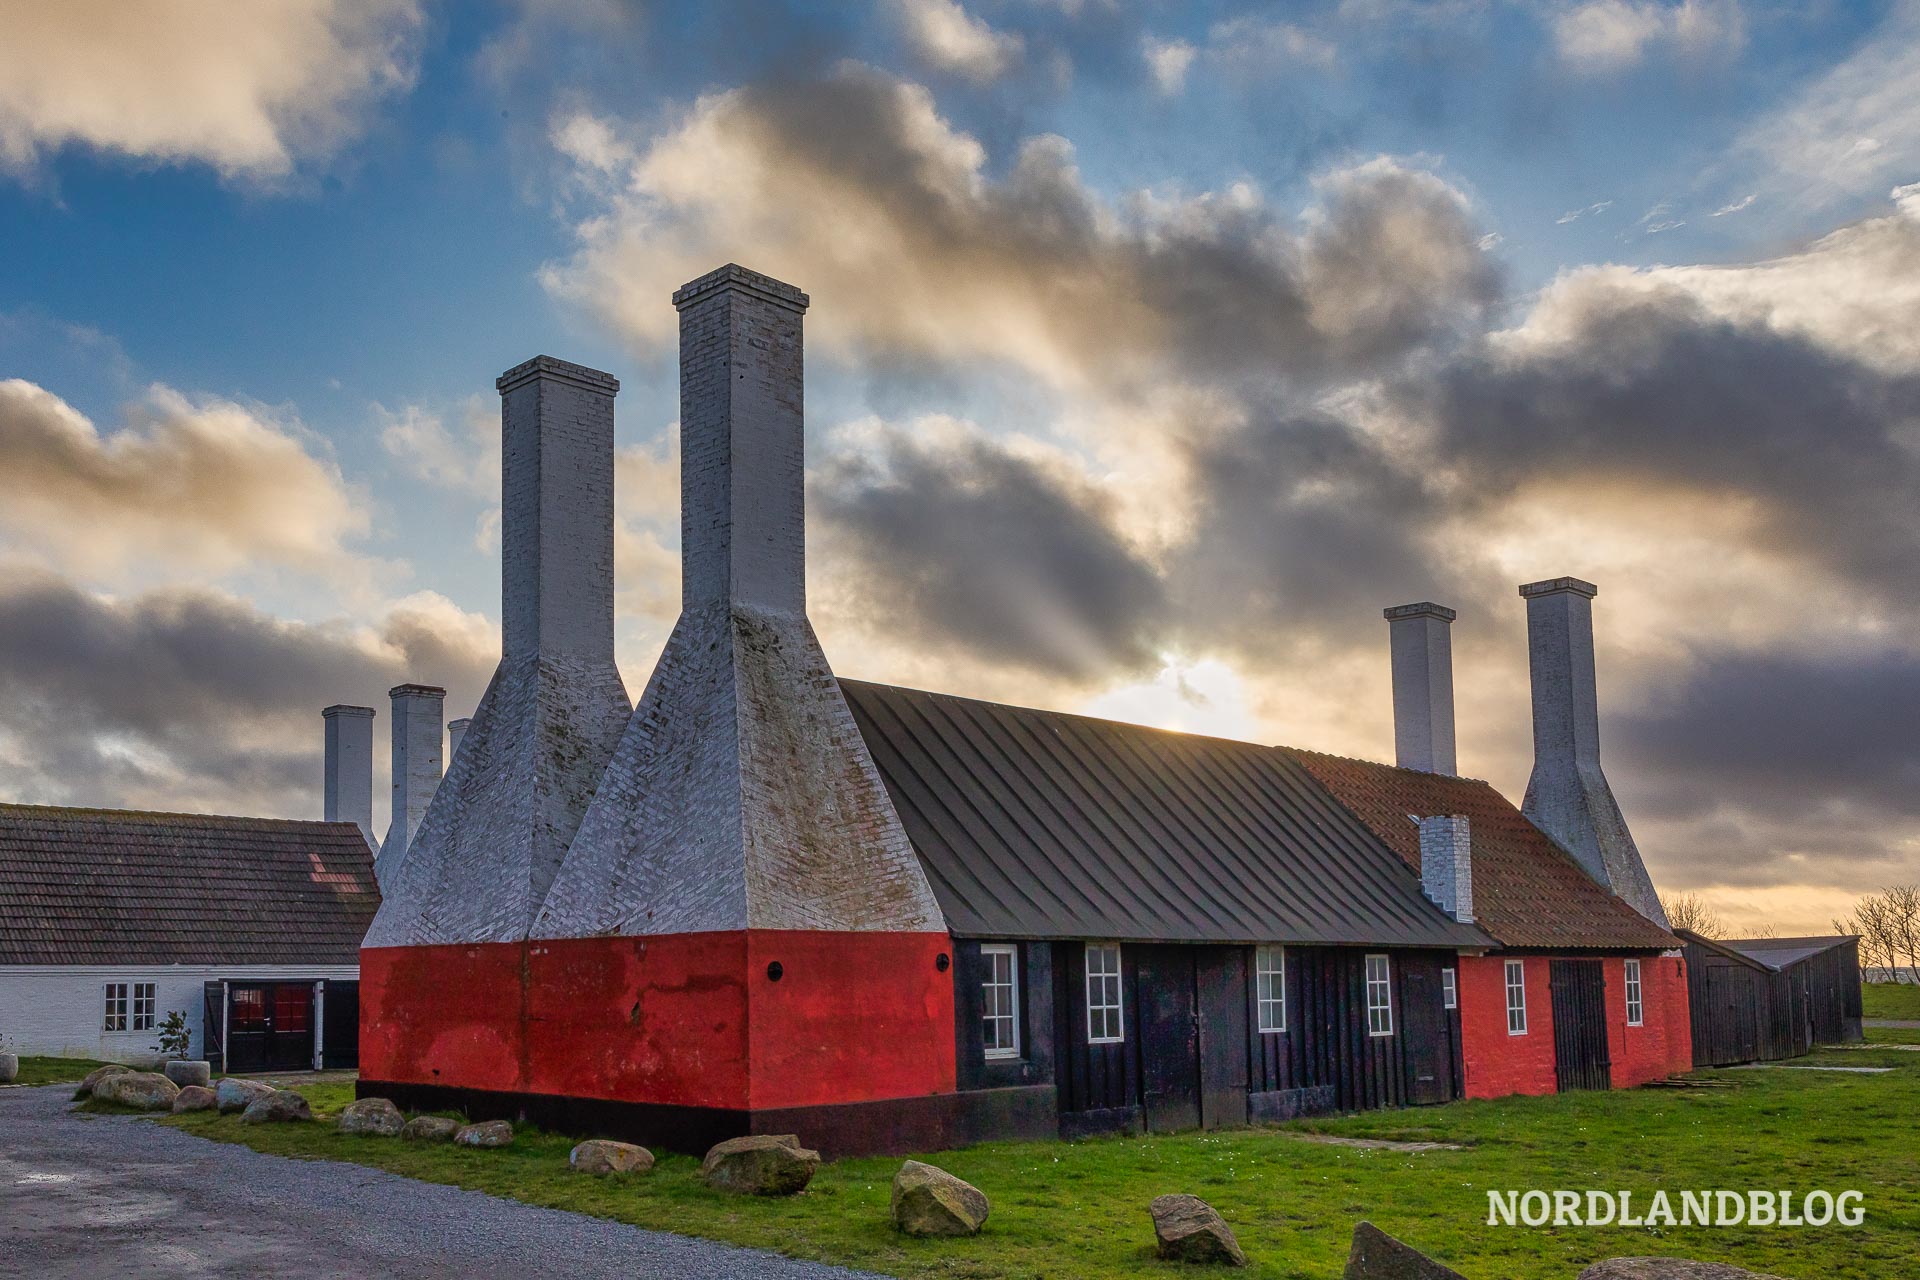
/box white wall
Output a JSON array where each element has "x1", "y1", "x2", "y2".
[{"x1": 1, "y1": 964, "x2": 358, "y2": 1064}]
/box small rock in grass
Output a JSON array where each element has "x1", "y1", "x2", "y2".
[
  {"x1": 570, "y1": 1139, "x2": 654, "y2": 1176},
  {"x1": 891, "y1": 1160, "x2": 989, "y2": 1236},
  {"x1": 337, "y1": 1097, "x2": 406, "y2": 1137},
  {"x1": 1344, "y1": 1221, "x2": 1466, "y2": 1279},
  {"x1": 401, "y1": 1115, "x2": 462, "y2": 1143},
  {"x1": 171, "y1": 1085, "x2": 218, "y2": 1113},
  {"x1": 700, "y1": 1134, "x2": 819, "y2": 1196},
  {"x1": 94, "y1": 1071, "x2": 180, "y2": 1112},
  {"x1": 162, "y1": 1060, "x2": 212, "y2": 1088},
  {"x1": 240, "y1": 1091, "x2": 312, "y2": 1124},
  {"x1": 73, "y1": 1064, "x2": 131, "y2": 1099},
  {"x1": 215, "y1": 1078, "x2": 275, "y2": 1113},
  {"x1": 1150, "y1": 1194, "x2": 1247, "y2": 1267},
  {"x1": 0, "y1": 1053, "x2": 18, "y2": 1084},
  {"x1": 1578, "y1": 1262, "x2": 1788, "y2": 1280},
  {"x1": 454, "y1": 1119, "x2": 514, "y2": 1148}
]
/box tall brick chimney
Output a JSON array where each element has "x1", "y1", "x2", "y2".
[
  {"x1": 446, "y1": 716, "x2": 472, "y2": 763},
  {"x1": 1519, "y1": 577, "x2": 1667, "y2": 926},
  {"x1": 322, "y1": 704, "x2": 375, "y2": 846},
  {"x1": 375, "y1": 682, "x2": 443, "y2": 884},
  {"x1": 1384, "y1": 601, "x2": 1457, "y2": 775}
]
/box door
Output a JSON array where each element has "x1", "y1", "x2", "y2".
[
  {"x1": 1549, "y1": 959, "x2": 1611, "y2": 1091},
  {"x1": 1398, "y1": 954, "x2": 1458, "y2": 1105},
  {"x1": 1133, "y1": 945, "x2": 1201, "y2": 1132},
  {"x1": 1194, "y1": 947, "x2": 1249, "y2": 1127},
  {"x1": 224, "y1": 983, "x2": 316, "y2": 1072},
  {"x1": 321, "y1": 980, "x2": 360, "y2": 1069}
]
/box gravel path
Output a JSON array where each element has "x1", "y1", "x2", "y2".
[
  {"x1": 1863, "y1": 1018, "x2": 1920, "y2": 1029},
  {"x1": 0, "y1": 1084, "x2": 881, "y2": 1280}
]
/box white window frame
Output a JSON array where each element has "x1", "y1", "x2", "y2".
[
  {"x1": 1255, "y1": 945, "x2": 1286, "y2": 1033},
  {"x1": 132, "y1": 981, "x2": 156, "y2": 1032},
  {"x1": 1085, "y1": 943, "x2": 1124, "y2": 1044},
  {"x1": 1441, "y1": 966, "x2": 1458, "y2": 1010},
  {"x1": 103, "y1": 982, "x2": 129, "y2": 1032},
  {"x1": 1365, "y1": 954, "x2": 1393, "y2": 1037},
  {"x1": 1505, "y1": 959, "x2": 1529, "y2": 1035},
  {"x1": 1625, "y1": 958, "x2": 1644, "y2": 1027},
  {"x1": 981, "y1": 944, "x2": 1021, "y2": 1060}
]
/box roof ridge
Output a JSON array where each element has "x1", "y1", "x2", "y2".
[
  {"x1": 0, "y1": 802, "x2": 365, "y2": 832},
  {"x1": 1273, "y1": 743, "x2": 1499, "y2": 788}
]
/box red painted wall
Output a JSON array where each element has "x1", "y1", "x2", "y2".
[
  {"x1": 361, "y1": 929, "x2": 956, "y2": 1112},
  {"x1": 1459, "y1": 954, "x2": 1558, "y2": 1099},
  {"x1": 1603, "y1": 953, "x2": 1693, "y2": 1087}
]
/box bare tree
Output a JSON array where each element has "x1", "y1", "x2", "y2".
[
  {"x1": 1837, "y1": 887, "x2": 1920, "y2": 983},
  {"x1": 1663, "y1": 892, "x2": 1725, "y2": 939}
]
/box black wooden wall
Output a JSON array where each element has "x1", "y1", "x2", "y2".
[
  {"x1": 1684, "y1": 939, "x2": 1863, "y2": 1066},
  {"x1": 952, "y1": 940, "x2": 1056, "y2": 1091}
]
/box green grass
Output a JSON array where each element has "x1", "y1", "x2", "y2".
[
  {"x1": 1862, "y1": 982, "x2": 1920, "y2": 1020},
  {"x1": 1864, "y1": 1024, "x2": 1920, "y2": 1046},
  {"x1": 127, "y1": 1062, "x2": 1920, "y2": 1280},
  {"x1": 9, "y1": 1056, "x2": 109, "y2": 1086}
]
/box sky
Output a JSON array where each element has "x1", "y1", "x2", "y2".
[{"x1": 1, "y1": 0, "x2": 1917, "y2": 935}]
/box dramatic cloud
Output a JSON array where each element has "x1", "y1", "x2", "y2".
[
  {"x1": 1552, "y1": 0, "x2": 1744, "y2": 74},
  {"x1": 379, "y1": 396, "x2": 499, "y2": 498},
  {"x1": 0, "y1": 0, "x2": 423, "y2": 182},
  {"x1": 0, "y1": 379, "x2": 374, "y2": 584},
  {"x1": 891, "y1": 0, "x2": 1026, "y2": 84}
]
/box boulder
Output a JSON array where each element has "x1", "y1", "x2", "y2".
[
  {"x1": 401, "y1": 1115, "x2": 462, "y2": 1143},
  {"x1": 240, "y1": 1091, "x2": 313, "y2": 1124},
  {"x1": 94, "y1": 1071, "x2": 180, "y2": 1111},
  {"x1": 337, "y1": 1097, "x2": 406, "y2": 1137},
  {"x1": 215, "y1": 1078, "x2": 275, "y2": 1113},
  {"x1": 453, "y1": 1120, "x2": 514, "y2": 1148},
  {"x1": 1149, "y1": 1194, "x2": 1248, "y2": 1267},
  {"x1": 1579, "y1": 1262, "x2": 1787, "y2": 1280},
  {"x1": 891, "y1": 1160, "x2": 989, "y2": 1237},
  {"x1": 1345, "y1": 1222, "x2": 1467, "y2": 1279},
  {"x1": 73, "y1": 1063, "x2": 131, "y2": 1098},
  {"x1": 570, "y1": 1139, "x2": 655, "y2": 1176},
  {"x1": 0, "y1": 1053, "x2": 17, "y2": 1084},
  {"x1": 171, "y1": 1085, "x2": 218, "y2": 1113},
  {"x1": 162, "y1": 1060, "x2": 212, "y2": 1088},
  {"x1": 700, "y1": 1134, "x2": 820, "y2": 1196}
]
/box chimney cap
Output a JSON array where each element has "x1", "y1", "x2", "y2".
[
  {"x1": 448, "y1": 716, "x2": 473, "y2": 729},
  {"x1": 496, "y1": 355, "x2": 619, "y2": 397},
  {"x1": 1519, "y1": 576, "x2": 1598, "y2": 600},
  {"x1": 1384, "y1": 601, "x2": 1457, "y2": 622},
  {"x1": 388, "y1": 682, "x2": 447, "y2": 699},
  {"x1": 322, "y1": 704, "x2": 375, "y2": 718},
  {"x1": 673, "y1": 263, "x2": 810, "y2": 314}
]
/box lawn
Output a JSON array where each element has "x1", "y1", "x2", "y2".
[
  {"x1": 131, "y1": 1054, "x2": 1919, "y2": 1280},
  {"x1": 1861, "y1": 982, "x2": 1920, "y2": 1020},
  {"x1": 9, "y1": 1056, "x2": 109, "y2": 1087}
]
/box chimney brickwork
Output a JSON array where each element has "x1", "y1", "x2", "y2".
[
  {"x1": 1519, "y1": 577, "x2": 1668, "y2": 926},
  {"x1": 1384, "y1": 601, "x2": 1457, "y2": 775},
  {"x1": 322, "y1": 704, "x2": 375, "y2": 846},
  {"x1": 446, "y1": 717, "x2": 472, "y2": 762},
  {"x1": 375, "y1": 683, "x2": 444, "y2": 885},
  {"x1": 1417, "y1": 814, "x2": 1473, "y2": 923}
]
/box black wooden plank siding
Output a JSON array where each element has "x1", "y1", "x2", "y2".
[
  {"x1": 1683, "y1": 933, "x2": 1864, "y2": 1065},
  {"x1": 1549, "y1": 959, "x2": 1611, "y2": 1091}
]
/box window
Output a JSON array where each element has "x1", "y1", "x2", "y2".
[
  {"x1": 132, "y1": 982, "x2": 156, "y2": 1032},
  {"x1": 1505, "y1": 959, "x2": 1529, "y2": 1035},
  {"x1": 1441, "y1": 966, "x2": 1458, "y2": 1010},
  {"x1": 1365, "y1": 954, "x2": 1393, "y2": 1037},
  {"x1": 1625, "y1": 958, "x2": 1644, "y2": 1027},
  {"x1": 1085, "y1": 943, "x2": 1124, "y2": 1043},
  {"x1": 1255, "y1": 945, "x2": 1286, "y2": 1033},
  {"x1": 231, "y1": 987, "x2": 265, "y2": 1030},
  {"x1": 274, "y1": 984, "x2": 311, "y2": 1033},
  {"x1": 103, "y1": 982, "x2": 128, "y2": 1032},
  {"x1": 981, "y1": 944, "x2": 1020, "y2": 1060}
]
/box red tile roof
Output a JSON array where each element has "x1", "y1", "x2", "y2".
[
  {"x1": 0, "y1": 804, "x2": 379, "y2": 966},
  {"x1": 1281, "y1": 749, "x2": 1677, "y2": 952}
]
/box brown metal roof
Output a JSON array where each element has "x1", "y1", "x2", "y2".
[
  {"x1": 0, "y1": 804, "x2": 378, "y2": 966},
  {"x1": 1282, "y1": 749, "x2": 1678, "y2": 953},
  {"x1": 840, "y1": 680, "x2": 1490, "y2": 949}
]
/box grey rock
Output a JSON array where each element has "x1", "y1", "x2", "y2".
[
  {"x1": 570, "y1": 1139, "x2": 654, "y2": 1176},
  {"x1": 94, "y1": 1071, "x2": 180, "y2": 1111},
  {"x1": 215, "y1": 1078, "x2": 275, "y2": 1113},
  {"x1": 1149, "y1": 1194, "x2": 1247, "y2": 1267},
  {"x1": 400, "y1": 1115, "x2": 462, "y2": 1142},
  {"x1": 454, "y1": 1120, "x2": 514, "y2": 1148},
  {"x1": 171, "y1": 1085, "x2": 218, "y2": 1113},
  {"x1": 240, "y1": 1091, "x2": 313, "y2": 1124},
  {"x1": 337, "y1": 1097, "x2": 406, "y2": 1137},
  {"x1": 1345, "y1": 1222, "x2": 1466, "y2": 1279},
  {"x1": 700, "y1": 1134, "x2": 819, "y2": 1196},
  {"x1": 73, "y1": 1063, "x2": 131, "y2": 1098},
  {"x1": 163, "y1": 1060, "x2": 212, "y2": 1088},
  {"x1": 0, "y1": 1053, "x2": 17, "y2": 1084},
  {"x1": 891, "y1": 1160, "x2": 988, "y2": 1237},
  {"x1": 1579, "y1": 1262, "x2": 1787, "y2": 1280}
]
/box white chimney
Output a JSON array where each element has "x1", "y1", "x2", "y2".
[
  {"x1": 1384, "y1": 601, "x2": 1457, "y2": 775},
  {"x1": 377, "y1": 682, "x2": 444, "y2": 881},
  {"x1": 1519, "y1": 576, "x2": 1668, "y2": 926},
  {"x1": 447, "y1": 716, "x2": 472, "y2": 763},
  {"x1": 321, "y1": 704, "x2": 374, "y2": 846},
  {"x1": 1418, "y1": 814, "x2": 1473, "y2": 923}
]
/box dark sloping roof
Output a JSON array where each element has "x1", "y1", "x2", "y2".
[
  {"x1": 1722, "y1": 936, "x2": 1857, "y2": 969},
  {"x1": 0, "y1": 804, "x2": 379, "y2": 966},
  {"x1": 1283, "y1": 749, "x2": 1677, "y2": 953},
  {"x1": 1674, "y1": 928, "x2": 1773, "y2": 971},
  {"x1": 840, "y1": 680, "x2": 1489, "y2": 948}
]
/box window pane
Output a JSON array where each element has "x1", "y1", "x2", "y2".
[
  {"x1": 1086, "y1": 944, "x2": 1124, "y2": 1043},
  {"x1": 983, "y1": 946, "x2": 1019, "y2": 1058},
  {"x1": 1365, "y1": 955, "x2": 1392, "y2": 1036},
  {"x1": 275, "y1": 985, "x2": 312, "y2": 1033}
]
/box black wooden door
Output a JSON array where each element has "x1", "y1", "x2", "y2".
[
  {"x1": 225, "y1": 982, "x2": 315, "y2": 1072},
  {"x1": 1549, "y1": 959, "x2": 1611, "y2": 1091},
  {"x1": 1398, "y1": 955, "x2": 1456, "y2": 1105},
  {"x1": 1194, "y1": 947, "x2": 1248, "y2": 1128},
  {"x1": 1133, "y1": 946, "x2": 1201, "y2": 1132},
  {"x1": 321, "y1": 980, "x2": 360, "y2": 1069}
]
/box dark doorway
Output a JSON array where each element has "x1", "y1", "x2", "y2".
[
  {"x1": 1398, "y1": 954, "x2": 1459, "y2": 1105},
  {"x1": 1193, "y1": 947, "x2": 1249, "y2": 1127},
  {"x1": 321, "y1": 980, "x2": 360, "y2": 1070},
  {"x1": 225, "y1": 982, "x2": 316, "y2": 1073},
  {"x1": 1549, "y1": 959, "x2": 1611, "y2": 1091},
  {"x1": 1133, "y1": 945, "x2": 1201, "y2": 1132}
]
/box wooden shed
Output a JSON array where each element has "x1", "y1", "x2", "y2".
[{"x1": 1678, "y1": 931, "x2": 1862, "y2": 1065}]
